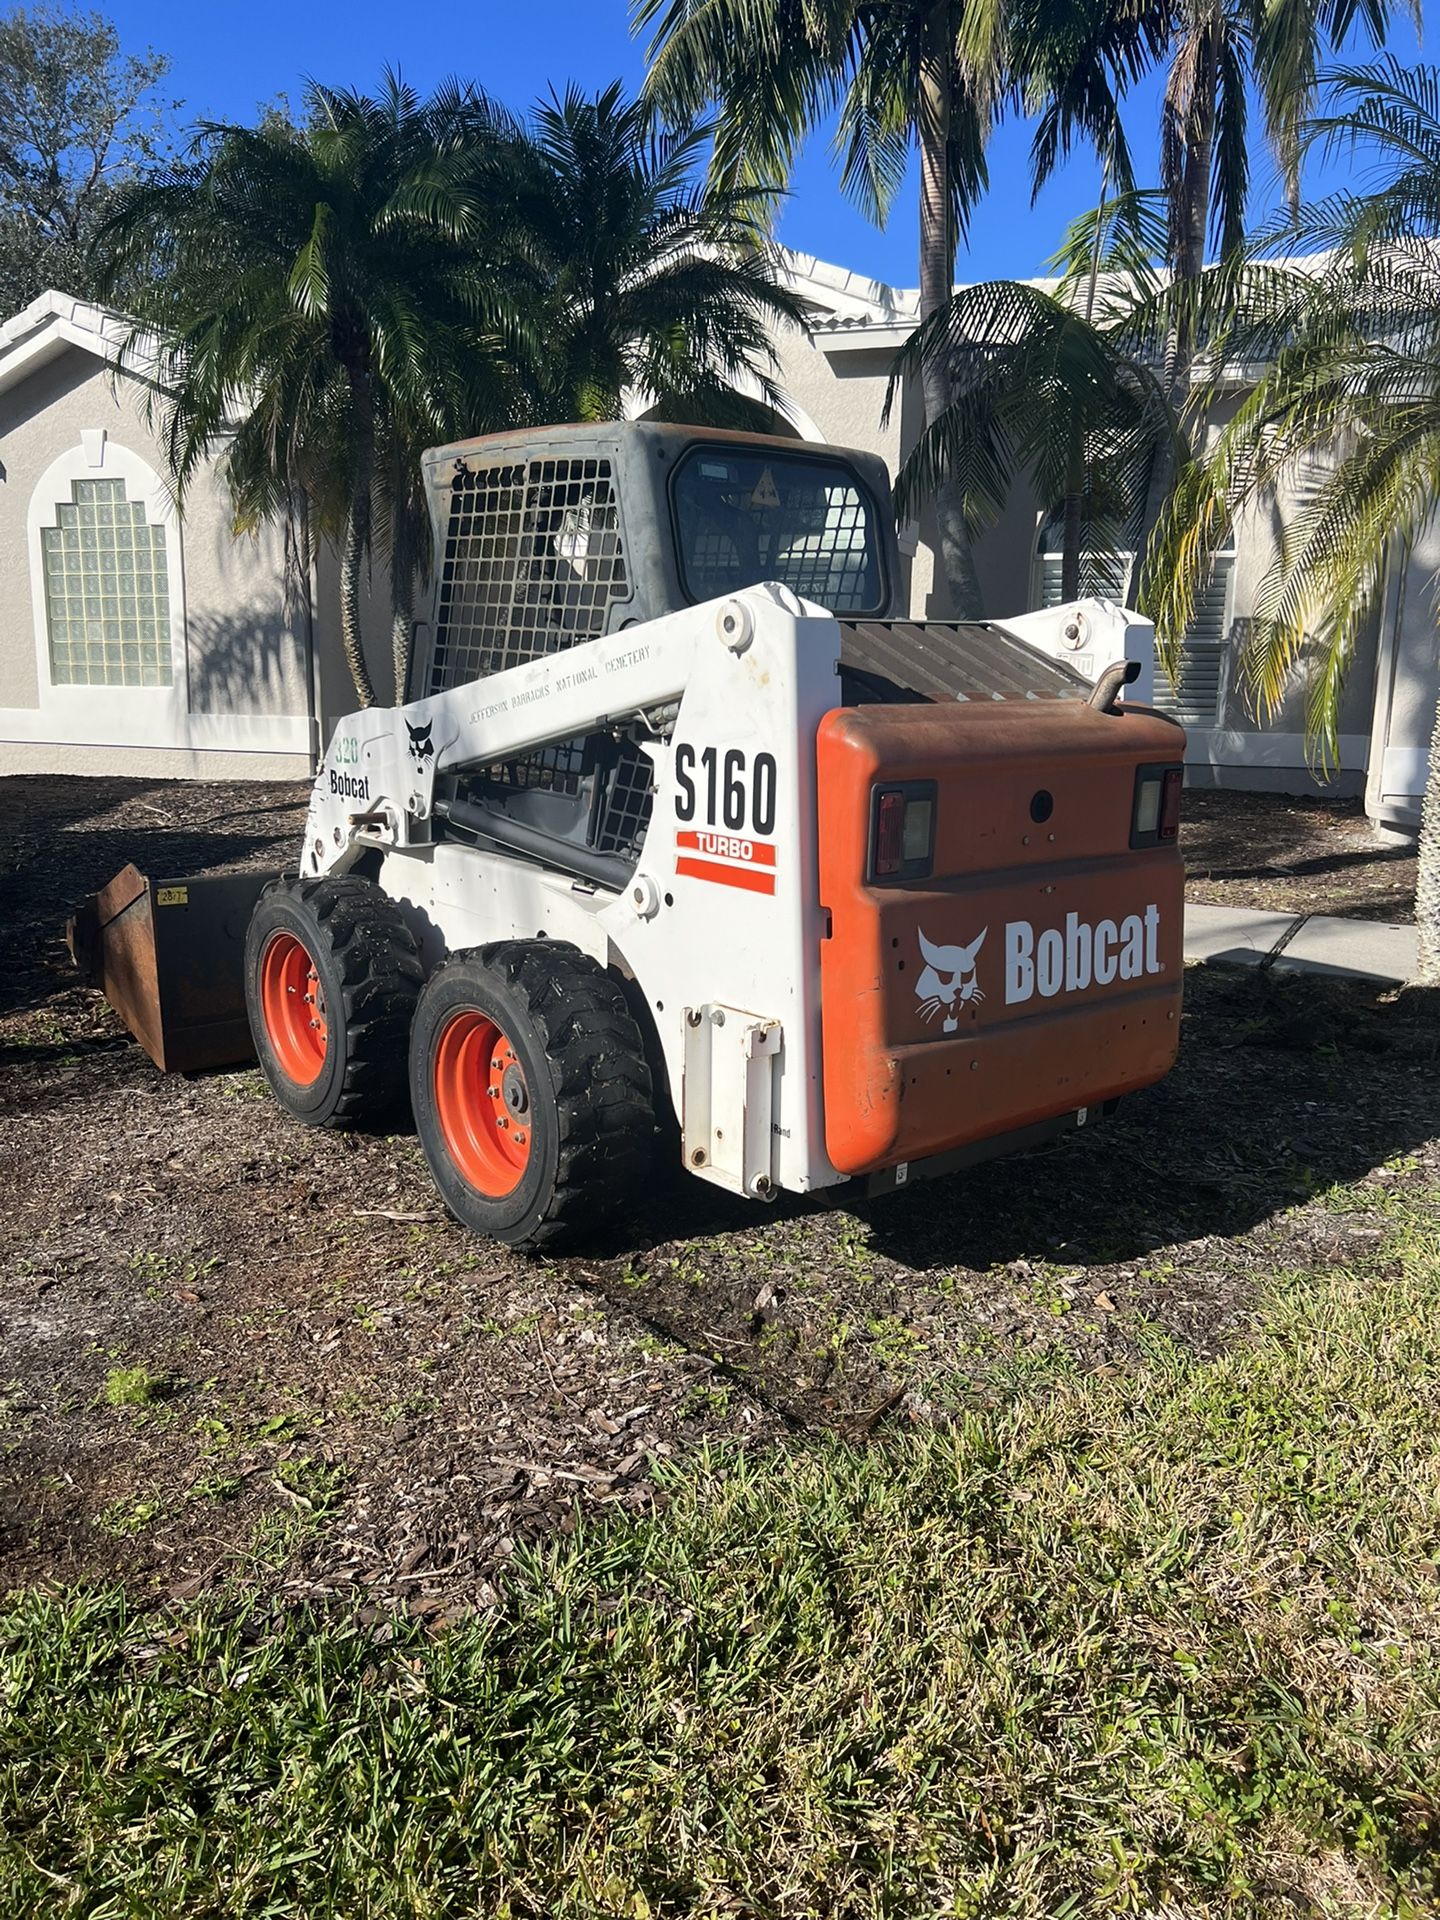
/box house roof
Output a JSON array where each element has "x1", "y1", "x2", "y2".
[
  {"x1": 0, "y1": 289, "x2": 157, "y2": 399},
  {"x1": 775, "y1": 249, "x2": 920, "y2": 350},
  {"x1": 0, "y1": 261, "x2": 917, "y2": 394},
  {"x1": 776, "y1": 248, "x2": 1057, "y2": 351},
  {"x1": 0, "y1": 256, "x2": 1113, "y2": 392},
  {"x1": 2, "y1": 247, "x2": 1327, "y2": 396}
]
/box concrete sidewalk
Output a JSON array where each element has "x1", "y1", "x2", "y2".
[{"x1": 1184, "y1": 901, "x2": 1418, "y2": 985}]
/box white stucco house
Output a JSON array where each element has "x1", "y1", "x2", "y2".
[
  {"x1": 756, "y1": 252, "x2": 1438, "y2": 835},
  {"x1": 0, "y1": 292, "x2": 319, "y2": 781},
  {"x1": 1, "y1": 260, "x2": 1435, "y2": 833}
]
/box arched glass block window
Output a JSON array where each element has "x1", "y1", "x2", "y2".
[{"x1": 41, "y1": 476, "x2": 173, "y2": 688}]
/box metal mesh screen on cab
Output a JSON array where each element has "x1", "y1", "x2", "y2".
[
  {"x1": 479, "y1": 736, "x2": 655, "y2": 859},
  {"x1": 428, "y1": 456, "x2": 628, "y2": 696},
  {"x1": 675, "y1": 459, "x2": 881, "y2": 614}
]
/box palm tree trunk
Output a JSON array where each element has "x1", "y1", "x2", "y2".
[
  {"x1": 1060, "y1": 487, "x2": 1083, "y2": 602},
  {"x1": 283, "y1": 488, "x2": 324, "y2": 766},
  {"x1": 1056, "y1": 151, "x2": 1111, "y2": 606},
  {"x1": 1127, "y1": 29, "x2": 1218, "y2": 614},
  {"x1": 1415, "y1": 688, "x2": 1440, "y2": 983},
  {"x1": 340, "y1": 371, "x2": 377, "y2": 709},
  {"x1": 917, "y1": 2, "x2": 982, "y2": 620},
  {"x1": 391, "y1": 562, "x2": 414, "y2": 706},
  {"x1": 340, "y1": 474, "x2": 377, "y2": 709},
  {"x1": 1127, "y1": 416, "x2": 1180, "y2": 615},
  {"x1": 1060, "y1": 432, "x2": 1086, "y2": 600}
]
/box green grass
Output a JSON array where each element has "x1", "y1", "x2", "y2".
[
  {"x1": 92, "y1": 1499, "x2": 160, "y2": 1539},
  {"x1": 101, "y1": 1365, "x2": 159, "y2": 1409},
  {"x1": 273, "y1": 1454, "x2": 348, "y2": 1514},
  {"x1": 4, "y1": 1198, "x2": 1440, "y2": 1917}
]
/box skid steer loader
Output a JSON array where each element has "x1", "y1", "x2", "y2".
[
  {"x1": 243, "y1": 420, "x2": 1186, "y2": 1246},
  {"x1": 79, "y1": 421, "x2": 1187, "y2": 1249}
]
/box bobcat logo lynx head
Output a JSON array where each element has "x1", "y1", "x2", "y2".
[
  {"x1": 916, "y1": 926, "x2": 987, "y2": 1033},
  {"x1": 405, "y1": 719, "x2": 435, "y2": 765}
]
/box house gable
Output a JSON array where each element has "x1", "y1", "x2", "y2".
[
  {"x1": 0, "y1": 290, "x2": 314, "y2": 779},
  {"x1": 0, "y1": 290, "x2": 158, "y2": 402}
]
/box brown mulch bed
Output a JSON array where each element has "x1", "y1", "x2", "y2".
[
  {"x1": 2, "y1": 773, "x2": 1437, "y2": 1619},
  {"x1": 1181, "y1": 788, "x2": 1416, "y2": 922}
]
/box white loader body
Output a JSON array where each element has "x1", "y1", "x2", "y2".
[
  {"x1": 997, "y1": 599, "x2": 1157, "y2": 705},
  {"x1": 299, "y1": 580, "x2": 1167, "y2": 1205},
  {"x1": 303, "y1": 584, "x2": 844, "y2": 1198}
]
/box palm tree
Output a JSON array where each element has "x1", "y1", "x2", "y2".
[
  {"x1": 889, "y1": 186, "x2": 1178, "y2": 598},
  {"x1": 636, "y1": 0, "x2": 1014, "y2": 616},
  {"x1": 1145, "y1": 59, "x2": 1440, "y2": 978},
  {"x1": 1031, "y1": 0, "x2": 1413, "y2": 601},
  {"x1": 94, "y1": 76, "x2": 530, "y2": 706},
  {"x1": 510, "y1": 83, "x2": 811, "y2": 427}
]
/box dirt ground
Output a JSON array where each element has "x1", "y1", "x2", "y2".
[
  {"x1": 1183, "y1": 786, "x2": 1418, "y2": 921},
  {"x1": 2, "y1": 774, "x2": 1435, "y2": 1619}
]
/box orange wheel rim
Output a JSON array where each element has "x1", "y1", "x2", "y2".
[
  {"x1": 432, "y1": 1010, "x2": 532, "y2": 1197},
  {"x1": 260, "y1": 931, "x2": 328, "y2": 1087}
]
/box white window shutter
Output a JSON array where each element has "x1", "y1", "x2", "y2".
[
  {"x1": 1038, "y1": 546, "x2": 1233, "y2": 728},
  {"x1": 1152, "y1": 556, "x2": 1232, "y2": 727}
]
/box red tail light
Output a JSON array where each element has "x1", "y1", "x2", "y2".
[
  {"x1": 874, "y1": 789, "x2": 906, "y2": 875},
  {"x1": 1131, "y1": 764, "x2": 1184, "y2": 848},
  {"x1": 1159, "y1": 766, "x2": 1183, "y2": 841},
  {"x1": 870, "y1": 782, "x2": 936, "y2": 880}
]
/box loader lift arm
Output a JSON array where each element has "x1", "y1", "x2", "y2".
[{"x1": 300, "y1": 589, "x2": 803, "y2": 883}]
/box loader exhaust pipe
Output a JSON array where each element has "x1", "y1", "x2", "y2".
[{"x1": 1089, "y1": 657, "x2": 1141, "y2": 713}]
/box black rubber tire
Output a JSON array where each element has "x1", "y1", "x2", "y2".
[
  {"x1": 410, "y1": 941, "x2": 654, "y2": 1250},
  {"x1": 245, "y1": 874, "x2": 423, "y2": 1129}
]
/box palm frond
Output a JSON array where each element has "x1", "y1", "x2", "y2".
[
  {"x1": 889, "y1": 276, "x2": 1179, "y2": 598},
  {"x1": 1148, "y1": 62, "x2": 1440, "y2": 761},
  {"x1": 1048, "y1": 186, "x2": 1169, "y2": 316}
]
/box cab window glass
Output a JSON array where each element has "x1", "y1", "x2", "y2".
[{"x1": 672, "y1": 449, "x2": 885, "y2": 615}]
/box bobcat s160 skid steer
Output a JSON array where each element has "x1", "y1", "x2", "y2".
[
  {"x1": 243, "y1": 421, "x2": 1186, "y2": 1247},
  {"x1": 78, "y1": 421, "x2": 1187, "y2": 1249}
]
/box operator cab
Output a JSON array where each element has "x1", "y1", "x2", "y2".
[{"x1": 412, "y1": 421, "x2": 1092, "y2": 889}]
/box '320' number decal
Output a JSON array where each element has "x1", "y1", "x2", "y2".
[{"x1": 674, "y1": 745, "x2": 777, "y2": 836}]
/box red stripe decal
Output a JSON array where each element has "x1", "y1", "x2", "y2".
[
  {"x1": 676, "y1": 831, "x2": 777, "y2": 867},
  {"x1": 675, "y1": 856, "x2": 776, "y2": 895}
]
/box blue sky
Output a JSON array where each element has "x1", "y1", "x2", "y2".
[{"x1": 108, "y1": 0, "x2": 1425, "y2": 288}]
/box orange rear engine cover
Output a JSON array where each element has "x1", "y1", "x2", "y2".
[{"x1": 817, "y1": 700, "x2": 1186, "y2": 1176}]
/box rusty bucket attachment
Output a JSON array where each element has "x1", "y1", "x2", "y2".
[{"x1": 67, "y1": 864, "x2": 269, "y2": 1073}]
